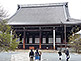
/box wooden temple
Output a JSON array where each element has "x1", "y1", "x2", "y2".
[{"x1": 8, "y1": 2, "x2": 81, "y2": 49}]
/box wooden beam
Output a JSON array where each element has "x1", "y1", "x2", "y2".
[{"x1": 15, "y1": 29, "x2": 52, "y2": 32}]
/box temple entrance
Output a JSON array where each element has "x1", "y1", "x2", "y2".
[
  {"x1": 14, "y1": 26, "x2": 66, "y2": 49},
  {"x1": 16, "y1": 29, "x2": 53, "y2": 49},
  {"x1": 25, "y1": 31, "x2": 40, "y2": 49}
]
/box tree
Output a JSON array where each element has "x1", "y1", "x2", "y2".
[
  {"x1": 0, "y1": 4, "x2": 9, "y2": 20},
  {"x1": 0, "y1": 20, "x2": 19, "y2": 51},
  {"x1": 0, "y1": 5, "x2": 19, "y2": 51},
  {"x1": 68, "y1": 26, "x2": 81, "y2": 53}
]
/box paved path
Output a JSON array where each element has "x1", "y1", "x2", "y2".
[
  {"x1": 42, "y1": 53, "x2": 81, "y2": 61},
  {"x1": 11, "y1": 52, "x2": 28, "y2": 61},
  {"x1": 0, "y1": 52, "x2": 11, "y2": 61},
  {"x1": 0, "y1": 52, "x2": 81, "y2": 61}
]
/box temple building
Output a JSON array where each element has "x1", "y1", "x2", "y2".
[{"x1": 8, "y1": 2, "x2": 81, "y2": 49}]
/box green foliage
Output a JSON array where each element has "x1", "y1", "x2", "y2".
[
  {"x1": 69, "y1": 26, "x2": 81, "y2": 53},
  {"x1": 0, "y1": 20, "x2": 19, "y2": 52}
]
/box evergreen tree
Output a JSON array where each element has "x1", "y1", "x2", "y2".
[
  {"x1": 0, "y1": 20, "x2": 19, "y2": 51},
  {"x1": 0, "y1": 5, "x2": 19, "y2": 51},
  {"x1": 69, "y1": 26, "x2": 81, "y2": 53},
  {"x1": 0, "y1": 5, "x2": 8, "y2": 19}
]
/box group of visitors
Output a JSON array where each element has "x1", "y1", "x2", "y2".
[
  {"x1": 29, "y1": 47, "x2": 70, "y2": 61},
  {"x1": 58, "y1": 47, "x2": 70, "y2": 61},
  {"x1": 29, "y1": 49, "x2": 42, "y2": 61}
]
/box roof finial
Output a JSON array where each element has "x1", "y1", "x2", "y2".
[
  {"x1": 17, "y1": 5, "x2": 20, "y2": 10},
  {"x1": 67, "y1": 19, "x2": 69, "y2": 21},
  {"x1": 65, "y1": 2, "x2": 68, "y2": 7}
]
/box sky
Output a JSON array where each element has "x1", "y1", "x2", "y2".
[{"x1": 0, "y1": 0, "x2": 81, "y2": 19}]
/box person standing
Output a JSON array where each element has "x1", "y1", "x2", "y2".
[
  {"x1": 39, "y1": 49, "x2": 42, "y2": 61},
  {"x1": 58, "y1": 48, "x2": 62, "y2": 60},
  {"x1": 35, "y1": 49, "x2": 39, "y2": 61},
  {"x1": 65, "y1": 48, "x2": 70, "y2": 61},
  {"x1": 29, "y1": 49, "x2": 34, "y2": 61}
]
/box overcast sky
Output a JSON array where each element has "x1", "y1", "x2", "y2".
[{"x1": 0, "y1": 0, "x2": 81, "y2": 19}]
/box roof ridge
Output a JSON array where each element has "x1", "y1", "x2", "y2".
[{"x1": 18, "y1": 2, "x2": 68, "y2": 8}]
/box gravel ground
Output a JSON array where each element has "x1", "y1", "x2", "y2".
[
  {"x1": 0, "y1": 52, "x2": 11, "y2": 61},
  {"x1": 0, "y1": 51, "x2": 81, "y2": 61}
]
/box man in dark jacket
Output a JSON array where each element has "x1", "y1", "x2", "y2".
[
  {"x1": 29, "y1": 49, "x2": 34, "y2": 61},
  {"x1": 65, "y1": 48, "x2": 70, "y2": 61},
  {"x1": 39, "y1": 49, "x2": 42, "y2": 61}
]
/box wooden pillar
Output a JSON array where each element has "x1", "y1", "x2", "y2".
[
  {"x1": 53, "y1": 29, "x2": 55, "y2": 50},
  {"x1": 23, "y1": 31, "x2": 25, "y2": 49},
  {"x1": 64, "y1": 25, "x2": 67, "y2": 48},
  {"x1": 46, "y1": 33, "x2": 48, "y2": 44},
  {"x1": 39, "y1": 27, "x2": 41, "y2": 49}
]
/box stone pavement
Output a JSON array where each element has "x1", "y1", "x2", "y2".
[
  {"x1": 0, "y1": 50, "x2": 81, "y2": 61},
  {"x1": 11, "y1": 52, "x2": 28, "y2": 61},
  {"x1": 0, "y1": 52, "x2": 11, "y2": 61}
]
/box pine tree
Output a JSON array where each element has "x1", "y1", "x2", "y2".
[
  {"x1": 0, "y1": 5, "x2": 19, "y2": 51},
  {"x1": 69, "y1": 26, "x2": 81, "y2": 53},
  {"x1": 0, "y1": 20, "x2": 19, "y2": 51}
]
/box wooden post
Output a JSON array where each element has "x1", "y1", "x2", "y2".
[
  {"x1": 53, "y1": 30, "x2": 55, "y2": 50},
  {"x1": 64, "y1": 25, "x2": 67, "y2": 48},
  {"x1": 23, "y1": 28, "x2": 25, "y2": 49},
  {"x1": 39, "y1": 27, "x2": 41, "y2": 49}
]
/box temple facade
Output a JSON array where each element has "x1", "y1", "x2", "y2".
[{"x1": 8, "y1": 2, "x2": 81, "y2": 49}]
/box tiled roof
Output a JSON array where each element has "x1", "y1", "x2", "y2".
[{"x1": 8, "y1": 2, "x2": 72, "y2": 25}]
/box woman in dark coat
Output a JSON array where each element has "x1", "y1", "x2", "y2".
[
  {"x1": 29, "y1": 49, "x2": 34, "y2": 61},
  {"x1": 58, "y1": 48, "x2": 62, "y2": 60}
]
